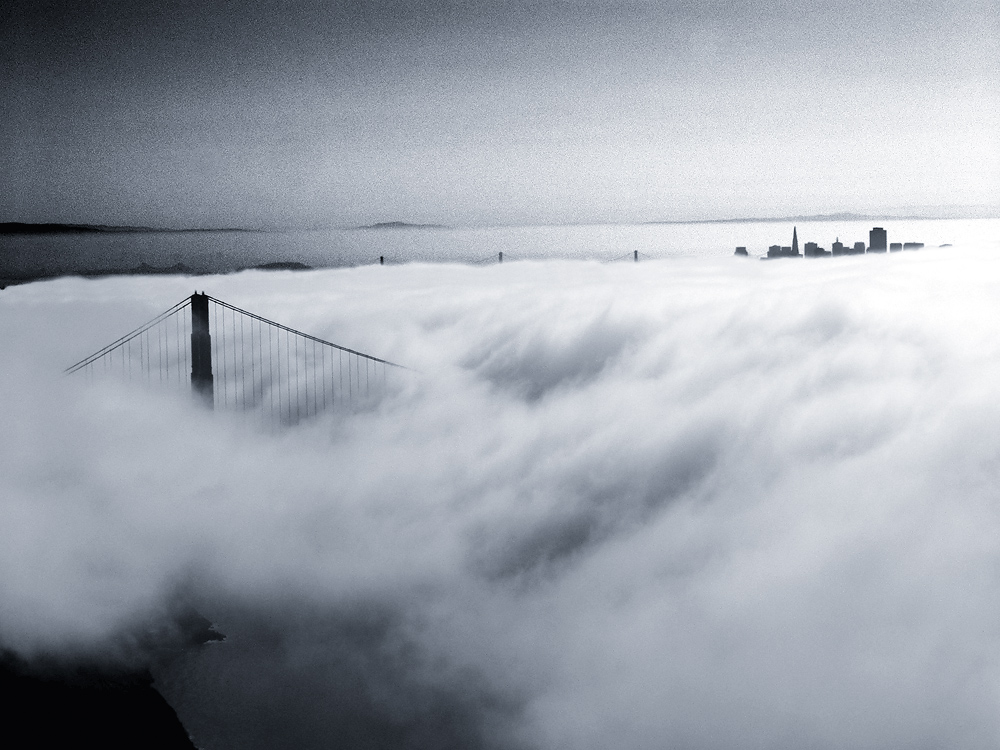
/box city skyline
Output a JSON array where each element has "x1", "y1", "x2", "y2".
[{"x1": 763, "y1": 225, "x2": 927, "y2": 259}]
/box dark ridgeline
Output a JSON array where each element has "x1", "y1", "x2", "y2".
[
  {"x1": 0, "y1": 222, "x2": 315, "y2": 288},
  {"x1": 0, "y1": 652, "x2": 197, "y2": 749},
  {"x1": 0, "y1": 261, "x2": 319, "y2": 289},
  {"x1": 0, "y1": 222, "x2": 115, "y2": 234},
  {"x1": 749, "y1": 226, "x2": 926, "y2": 260},
  {"x1": 0, "y1": 610, "x2": 222, "y2": 750}
]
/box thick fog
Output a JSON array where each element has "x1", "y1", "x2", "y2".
[{"x1": 4, "y1": 247, "x2": 1000, "y2": 748}]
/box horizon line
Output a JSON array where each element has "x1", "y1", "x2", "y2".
[{"x1": 4, "y1": 208, "x2": 998, "y2": 234}]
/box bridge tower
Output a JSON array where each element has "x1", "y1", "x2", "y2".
[
  {"x1": 67, "y1": 291, "x2": 407, "y2": 423},
  {"x1": 190, "y1": 292, "x2": 214, "y2": 408}
]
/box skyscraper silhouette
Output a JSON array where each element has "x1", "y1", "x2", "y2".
[
  {"x1": 869, "y1": 227, "x2": 887, "y2": 253},
  {"x1": 792, "y1": 226, "x2": 800, "y2": 256}
]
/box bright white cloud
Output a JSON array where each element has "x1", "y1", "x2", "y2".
[{"x1": 3, "y1": 242, "x2": 1000, "y2": 748}]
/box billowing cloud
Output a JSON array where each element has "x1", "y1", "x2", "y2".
[{"x1": 3, "y1": 243, "x2": 1000, "y2": 747}]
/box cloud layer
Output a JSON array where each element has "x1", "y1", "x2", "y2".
[{"x1": 4, "y1": 245, "x2": 1000, "y2": 748}]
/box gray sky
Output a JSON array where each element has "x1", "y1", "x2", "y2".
[{"x1": 2, "y1": 0, "x2": 997, "y2": 227}]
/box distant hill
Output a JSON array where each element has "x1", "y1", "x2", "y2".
[
  {"x1": 0, "y1": 260, "x2": 315, "y2": 288},
  {"x1": 356, "y1": 221, "x2": 448, "y2": 230},
  {"x1": 251, "y1": 261, "x2": 313, "y2": 271},
  {"x1": 0, "y1": 222, "x2": 252, "y2": 234},
  {"x1": 1, "y1": 222, "x2": 120, "y2": 234},
  {"x1": 645, "y1": 212, "x2": 927, "y2": 226},
  {"x1": 1, "y1": 263, "x2": 199, "y2": 286}
]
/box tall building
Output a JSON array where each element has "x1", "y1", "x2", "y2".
[
  {"x1": 832, "y1": 237, "x2": 845, "y2": 256},
  {"x1": 869, "y1": 227, "x2": 887, "y2": 253},
  {"x1": 792, "y1": 226, "x2": 800, "y2": 256}
]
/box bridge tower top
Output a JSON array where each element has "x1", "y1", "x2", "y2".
[{"x1": 190, "y1": 291, "x2": 214, "y2": 408}]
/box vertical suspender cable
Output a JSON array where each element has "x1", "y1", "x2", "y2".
[
  {"x1": 248, "y1": 316, "x2": 252, "y2": 414},
  {"x1": 232, "y1": 306, "x2": 237, "y2": 409},
  {"x1": 241, "y1": 314, "x2": 246, "y2": 410},
  {"x1": 269, "y1": 323, "x2": 275, "y2": 424},
  {"x1": 164, "y1": 313, "x2": 169, "y2": 381}
]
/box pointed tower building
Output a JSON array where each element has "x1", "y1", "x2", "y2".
[{"x1": 792, "y1": 226, "x2": 800, "y2": 256}]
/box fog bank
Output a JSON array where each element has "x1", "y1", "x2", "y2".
[{"x1": 3, "y1": 246, "x2": 1000, "y2": 748}]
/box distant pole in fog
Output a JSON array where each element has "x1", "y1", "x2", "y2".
[
  {"x1": 499, "y1": 251, "x2": 503, "y2": 264},
  {"x1": 190, "y1": 292, "x2": 214, "y2": 409},
  {"x1": 634, "y1": 250, "x2": 638, "y2": 262},
  {"x1": 380, "y1": 256, "x2": 384, "y2": 265}
]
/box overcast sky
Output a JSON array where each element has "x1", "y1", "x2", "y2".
[{"x1": 2, "y1": 0, "x2": 998, "y2": 228}]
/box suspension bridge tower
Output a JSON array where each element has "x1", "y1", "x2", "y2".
[{"x1": 190, "y1": 292, "x2": 214, "y2": 408}]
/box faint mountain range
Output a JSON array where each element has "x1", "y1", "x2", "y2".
[
  {"x1": 648, "y1": 212, "x2": 917, "y2": 225},
  {"x1": 251, "y1": 261, "x2": 313, "y2": 271},
  {"x1": 0, "y1": 261, "x2": 314, "y2": 289},
  {"x1": 882, "y1": 204, "x2": 1000, "y2": 220},
  {"x1": 648, "y1": 206, "x2": 1000, "y2": 225},
  {"x1": 354, "y1": 221, "x2": 448, "y2": 230},
  {"x1": 0, "y1": 222, "x2": 254, "y2": 234}
]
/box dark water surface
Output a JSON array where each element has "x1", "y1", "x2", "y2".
[{"x1": 1, "y1": 220, "x2": 995, "y2": 280}]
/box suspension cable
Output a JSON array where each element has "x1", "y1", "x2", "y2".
[{"x1": 65, "y1": 297, "x2": 192, "y2": 374}]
